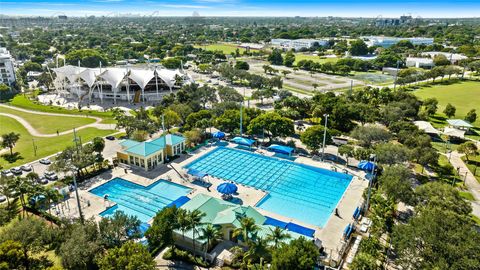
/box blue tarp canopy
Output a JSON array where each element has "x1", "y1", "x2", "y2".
[
  {"x1": 167, "y1": 196, "x2": 191, "y2": 208},
  {"x1": 286, "y1": 222, "x2": 315, "y2": 238},
  {"x1": 138, "y1": 223, "x2": 151, "y2": 235},
  {"x1": 213, "y1": 131, "x2": 225, "y2": 139},
  {"x1": 267, "y1": 144, "x2": 294, "y2": 155},
  {"x1": 358, "y1": 160, "x2": 376, "y2": 171},
  {"x1": 187, "y1": 168, "x2": 208, "y2": 178},
  {"x1": 264, "y1": 216, "x2": 288, "y2": 229},
  {"x1": 217, "y1": 182, "x2": 238, "y2": 194},
  {"x1": 231, "y1": 137, "x2": 255, "y2": 146}
]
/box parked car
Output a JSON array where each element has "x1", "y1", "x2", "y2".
[
  {"x1": 37, "y1": 176, "x2": 48, "y2": 185},
  {"x1": 106, "y1": 135, "x2": 115, "y2": 141},
  {"x1": 39, "y1": 158, "x2": 51, "y2": 165},
  {"x1": 10, "y1": 167, "x2": 23, "y2": 175},
  {"x1": 0, "y1": 195, "x2": 6, "y2": 203},
  {"x1": 1, "y1": 170, "x2": 13, "y2": 178},
  {"x1": 21, "y1": 164, "x2": 33, "y2": 172},
  {"x1": 44, "y1": 171, "x2": 58, "y2": 181}
]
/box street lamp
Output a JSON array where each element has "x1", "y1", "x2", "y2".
[{"x1": 321, "y1": 114, "x2": 329, "y2": 161}]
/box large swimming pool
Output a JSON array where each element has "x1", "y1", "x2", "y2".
[
  {"x1": 185, "y1": 147, "x2": 353, "y2": 227},
  {"x1": 89, "y1": 178, "x2": 191, "y2": 222}
]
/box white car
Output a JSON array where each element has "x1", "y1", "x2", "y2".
[
  {"x1": 1, "y1": 170, "x2": 13, "y2": 178},
  {"x1": 10, "y1": 167, "x2": 23, "y2": 175},
  {"x1": 39, "y1": 158, "x2": 51, "y2": 165},
  {"x1": 44, "y1": 171, "x2": 58, "y2": 181},
  {"x1": 21, "y1": 164, "x2": 33, "y2": 172}
]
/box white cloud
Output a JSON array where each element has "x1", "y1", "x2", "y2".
[{"x1": 158, "y1": 4, "x2": 210, "y2": 9}]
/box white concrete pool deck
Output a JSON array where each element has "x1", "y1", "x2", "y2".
[{"x1": 57, "y1": 142, "x2": 368, "y2": 260}]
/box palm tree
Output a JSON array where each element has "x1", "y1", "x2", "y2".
[
  {"x1": 198, "y1": 224, "x2": 223, "y2": 261},
  {"x1": 312, "y1": 83, "x2": 319, "y2": 91},
  {"x1": 233, "y1": 217, "x2": 259, "y2": 245},
  {"x1": 243, "y1": 237, "x2": 270, "y2": 267},
  {"x1": 177, "y1": 208, "x2": 191, "y2": 240},
  {"x1": 1, "y1": 132, "x2": 20, "y2": 155},
  {"x1": 43, "y1": 187, "x2": 62, "y2": 218},
  {"x1": 11, "y1": 177, "x2": 33, "y2": 217},
  {"x1": 265, "y1": 227, "x2": 291, "y2": 249},
  {"x1": 0, "y1": 176, "x2": 12, "y2": 207},
  {"x1": 188, "y1": 209, "x2": 206, "y2": 256}
]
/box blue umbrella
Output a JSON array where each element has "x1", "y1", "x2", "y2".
[
  {"x1": 358, "y1": 160, "x2": 376, "y2": 171},
  {"x1": 217, "y1": 182, "x2": 238, "y2": 194},
  {"x1": 213, "y1": 131, "x2": 225, "y2": 139}
]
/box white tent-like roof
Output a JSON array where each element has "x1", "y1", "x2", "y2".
[
  {"x1": 129, "y1": 69, "x2": 155, "y2": 89},
  {"x1": 53, "y1": 65, "x2": 86, "y2": 83},
  {"x1": 99, "y1": 68, "x2": 127, "y2": 89},
  {"x1": 446, "y1": 119, "x2": 473, "y2": 128},
  {"x1": 414, "y1": 121, "x2": 440, "y2": 135},
  {"x1": 79, "y1": 68, "x2": 101, "y2": 88},
  {"x1": 443, "y1": 127, "x2": 465, "y2": 138}
]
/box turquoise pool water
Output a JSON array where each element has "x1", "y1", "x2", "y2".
[
  {"x1": 186, "y1": 147, "x2": 353, "y2": 227},
  {"x1": 89, "y1": 178, "x2": 191, "y2": 222}
]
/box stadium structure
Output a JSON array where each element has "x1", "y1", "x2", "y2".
[{"x1": 51, "y1": 65, "x2": 193, "y2": 104}]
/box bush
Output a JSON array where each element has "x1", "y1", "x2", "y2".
[{"x1": 162, "y1": 247, "x2": 211, "y2": 267}]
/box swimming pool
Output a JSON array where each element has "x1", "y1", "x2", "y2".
[
  {"x1": 185, "y1": 147, "x2": 353, "y2": 227},
  {"x1": 89, "y1": 178, "x2": 191, "y2": 222}
]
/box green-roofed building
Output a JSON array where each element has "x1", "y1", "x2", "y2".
[
  {"x1": 174, "y1": 194, "x2": 306, "y2": 255},
  {"x1": 116, "y1": 134, "x2": 186, "y2": 171}
]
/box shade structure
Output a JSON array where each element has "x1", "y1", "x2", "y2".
[
  {"x1": 231, "y1": 137, "x2": 255, "y2": 146},
  {"x1": 358, "y1": 160, "x2": 376, "y2": 171},
  {"x1": 217, "y1": 182, "x2": 238, "y2": 194},
  {"x1": 267, "y1": 144, "x2": 294, "y2": 155},
  {"x1": 187, "y1": 168, "x2": 208, "y2": 178},
  {"x1": 212, "y1": 131, "x2": 225, "y2": 139}
]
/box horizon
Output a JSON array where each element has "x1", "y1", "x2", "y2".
[{"x1": 1, "y1": 0, "x2": 480, "y2": 18}]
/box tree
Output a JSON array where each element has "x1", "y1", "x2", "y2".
[
  {"x1": 374, "y1": 143, "x2": 409, "y2": 166},
  {"x1": 97, "y1": 241, "x2": 155, "y2": 270},
  {"x1": 457, "y1": 141, "x2": 478, "y2": 161},
  {"x1": 248, "y1": 112, "x2": 294, "y2": 140},
  {"x1": 0, "y1": 217, "x2": 52, "y2": 270},
  {"x1": 350, "y1": 126, "x2": 391, "y2": 147},
  {"x1": 161, "y1": 57, "x2": 182, "y2": 69},
  {"x1": 65, "y1": 49, "x2": 108, "y2": 68},
  {"x1": 312, "y1": 83, "x2": 319, "y2": 91},
  {"x1": 216, "y1": 109, "x2": 244, "y2": 133},
  {"x1": 415, "y1": 182, "x2": 472, "y2": 216},
  {"x1": 162, "y1": 109, "x2": 182, "y2": 132},
  {"x1": 0, "y1": 240, "x2": 25, "y2": 270},
  {"x1": 268, "y1": 49, "x2": 283, "y2": 65},
  {"x1": 349, "y1": 39, "x2": 369, "y2": 56},
  {"x1": 243, "y1": 237, "x2": 271, "y2": 266},
  {"x1": 300, "y1": 125, "x2": 332, "y2": 153},
  {"x1": 265, "y1": 227, "x2": 291, "y2": 249},
  {"x1": 23, "y1": 61, "x2": 43, "y2": 72},
  {"x1": 281, "y1": 70, "x2": 291, "y2": 78},
  {"x1": 338, "y1": 145, "x2": 355, "y2": 166},
  {"x1": 1, "y1": 132, "x2": 20, "y2": 155},
  {"x1": 423, "y1": 98, "x2": 438, "y2": 116},
  {"x1": 146, "y1": 206, "x2": 178, "y2": 250},
  {"x1": 184, "y1": 129, "x2": 203, "y2": 147},
  {"x1": 235, "y1": 60, "x2": 249, "y2": 70},
  {"x1": 349, "y1": 252, "x2": 379, "y2": 270},
  {"x1": 233, "y1": 217, "x2": 259, "y2": 244},
  {"x1": 198, "y1": 224, "x2": 222, "y2": 260},
  {"x1": 188, "y1": 209, "x2": 206, "y2": 256},
  {"x1": 378, "y1": 165, "x2": 414, "y2": 204},
  {"x1": 98, "y1": 211, "x2": 141, "y2": 249},
  {"x1": 464, "y1": 109, "x2": 477, "y2": 123},
  {"x1": 283, "y1": 51, "x2": 295, "y2": 67},
  {"x1": 271, "y1": 237, "x2": 319, "y2": 270},
  {"x1": 433, "y1": 54, "x2": 451, "y2": 66},
  {"x1": 443, "y1": 103, "x2": 456, "y2": 118}
]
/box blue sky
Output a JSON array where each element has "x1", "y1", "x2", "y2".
[{"x1": 1, "y1": 0, "x2": 479, "y2": 17}]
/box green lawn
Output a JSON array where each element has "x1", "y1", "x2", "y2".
[
  {"x1": 351, "y1": 71, "x2": 394, "y2": 85},
  {"x1": 413, "y1": 80, "x2": 480, "y2": 126},
  {"x1": 0, "y1": 106, "x2": 96, "y2": 134},
  {"x1": 194, "y1": 43, "x2": 246, "y2": 55},
  {"x1": 7, "y1": 94, "x2": 115, "y2": 121},
  {"x1": 292, "y1": 53, "x2": 338, "y2": 65},
  {"x1": 0, "y1": 115, "x2": 116, "y2": 169}
]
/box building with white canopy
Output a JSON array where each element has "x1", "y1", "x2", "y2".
[{"x1": 52, "y1": 65, "x2": 193, "y2": 104}]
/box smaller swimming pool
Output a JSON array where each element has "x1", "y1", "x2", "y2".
[{"x1": 89, "y1": 178, "x2": 191, "y2": 222}]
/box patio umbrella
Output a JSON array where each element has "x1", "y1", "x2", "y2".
[
  {"x1": 358, "y1": 160, "x2": 376, "y2": 171},
  {"x1": 213, "y1": 131, "x2": 225, "y2": 139},
  {"x1": 217, "y1": 182, "x2": 238, "y2": 194}
]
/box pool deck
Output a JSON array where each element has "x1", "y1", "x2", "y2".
[{"x1": 56, "y1": 142, "x2": 368, "y2": 261}]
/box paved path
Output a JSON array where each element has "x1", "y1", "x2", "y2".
[
  {"x1": 0, "y1": 104, "x2": 115, "y2": 137},
  {"x1": 448, "y1": 151, "x2": 480, "y2": 218}
]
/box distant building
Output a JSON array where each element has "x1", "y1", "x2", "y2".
[
  {"x1": 361, "y1": 36, "x2": 434, "y2": 47},
  {"x1": 405, "y1": 57, "x2": 434, "y2": 68},
  {"x1": 422, "y1": 52, "x2": 468, "y2": 65},
  {"x1": 270, "y1": 38, "x2": 328, "y2": 51},
  {"x1": 375, "y1": 15, "x2": 413, "y2": 27},
  {"x1": 58, "y1": 15, "x2": 67, "y2": 20},
  {"x1": 0, "y1": 47, "x2": 16, "y2": 86},
  {"x1": 238, "y1": 43, "x2": 264, "y2": 50}
]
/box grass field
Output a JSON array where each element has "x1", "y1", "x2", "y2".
[
  {"x1": 194, "y1": 43, "x2": 246, "y2": 55},
  {"x1": 413, "y1": 80, "x2": 480, "y2": 126},
  {"x1": 0, "y1": 115, "x2": 115, "y2": 169},
  {"x1": 0, "y1": 106, "x2": 96, "y2": 134},
  {"x1": 292, "y1": 53, "x2": 338, "y2": 65},
  {"x1": 351, "y1": 71, "x2": 394, "y2": 85},
  {"x1": 7, "y1": 95, "x2": 115, "y2": 123}
]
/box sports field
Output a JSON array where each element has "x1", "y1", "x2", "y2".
[
  {"x1": 0, "y1": 115, "x2": 115, "y2": 168},
  {"x1": 195, "y1": 43, "x2": 246, "y2": 55},
  {"x1": 413, "y1": 80, "x2": 480, "y2": 126},
  {"x1": 292, "y1": 53, "x2": 339, "y2": 65}
]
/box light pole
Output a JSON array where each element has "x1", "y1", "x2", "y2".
[
  {"x1": 321, "y1": 114, "x2": 329, "y2": 161},
  {"x1": 364, "y1": 154, "x2": 376, "y2": 214},
  {"x1": 70, "y1": 165, "x2": 84, "y2": 224}
]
